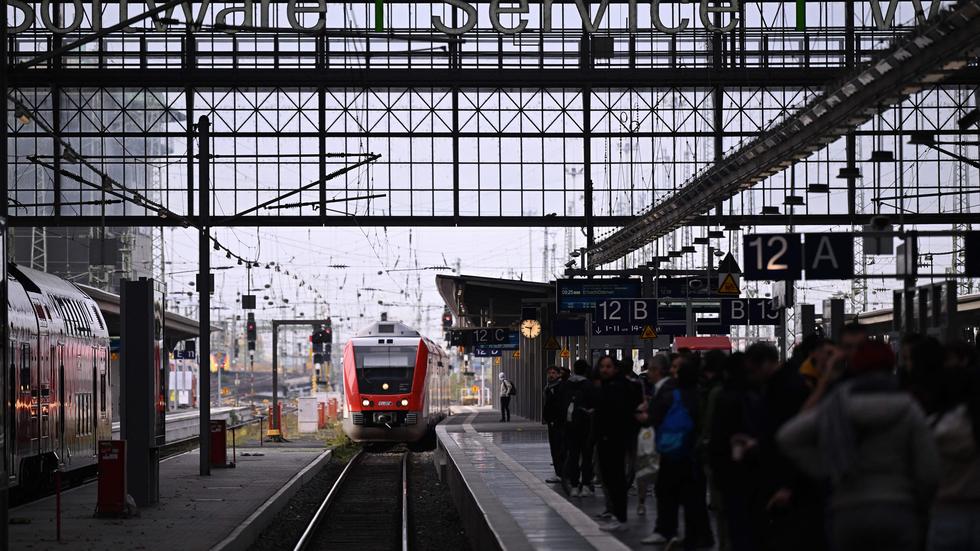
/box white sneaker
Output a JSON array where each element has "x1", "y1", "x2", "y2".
[
  {"x1": 545, "y1": 476, "x2": 562, "y2": 484},
  {"x1": 641, "y1": 533, "x2": 670, "y2": 545},
  {"x1": 599, "y1": 520, "x2": 628, "y2": 532},
  {"x1": 596, "y1": 510, "x2": 613, "y2": 519},
  {"x1": 569, "y1": 487, "x2": 581, "y2": 497},
  {"x1": 581, "y1": 486, "x2": 595, "y2": 497}
]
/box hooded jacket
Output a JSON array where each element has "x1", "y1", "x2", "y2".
[
  {"x1": 931, "y1": 404, "x2": 980, "y2": 506},
  {"x1": 777, "y1": 376, "x2": 940, "y2": 511}
]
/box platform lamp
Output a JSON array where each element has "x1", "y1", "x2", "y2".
[
  {"x1": 869, "y1": 150, "x2": 896, "y2": 162},
  {"x1": 908, "y1": 131, "x2": 936, "y2": 146}
]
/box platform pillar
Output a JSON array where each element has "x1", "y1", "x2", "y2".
[{"x1": 120, "y1": 278, "x2": 161, "y2": 506}]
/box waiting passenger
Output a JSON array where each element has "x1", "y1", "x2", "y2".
[
  {"x1": 918, "y1": 341, "x2": 980, "y2": 551},
  {"x1": 543, "y1": 365, "x2": 566, "y2": 484},
  {"x1": 562, "y1": 359, "x2": 597, "y2": 497},
  {"x1": 498, "y1": 372, "x2": 514, "y2": 422},
  {"x1": 594, "y1": 355, "x2": 643, "y2": 532},
  {"x1": 778, "y1": 340, "x2": 939, "y2": 551},
  {"x1": 641, "y1": 352, "x2": 713, "y2": 549}
]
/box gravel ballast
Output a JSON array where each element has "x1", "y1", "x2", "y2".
[{"x1": 247, "y1": 446, "x2": 472, "y2": 551}]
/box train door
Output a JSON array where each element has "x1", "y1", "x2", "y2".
[
  {"x1": 57, "y1": 344, "x2": 66, "y2": 467},
  {"x1": 28, "y1": 298, "x2": 50, "y2": 460}
]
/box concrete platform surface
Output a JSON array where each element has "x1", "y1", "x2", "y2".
[
  {"x1": 10, "y1": 446, "x2": 329, "y2": 551},
  {"x1": 440, "y1": 406, "x2": 716, "y2": 550}
]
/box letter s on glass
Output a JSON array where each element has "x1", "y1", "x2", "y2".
[{"x1": 432, "y1": 0, "x2": 477, "y2": 35}]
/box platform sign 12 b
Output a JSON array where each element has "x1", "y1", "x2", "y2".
[{"x1": 593, "y1": 298, "x2": 657, "y2": 335}]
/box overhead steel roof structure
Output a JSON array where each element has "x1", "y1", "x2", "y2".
[{"x1": 586, "y1": 0, "x2": 980, "y2": 267}]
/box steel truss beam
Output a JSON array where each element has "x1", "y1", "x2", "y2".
[
  {"x1": 8, "y1": 212, "x2": 980, "y2": 229},
  {"x1": 12, "y1": 68, "x2": 980, "y2": 89},
  {"x1": 587, "y1": 0, "x2": 980, "y2": 267}
]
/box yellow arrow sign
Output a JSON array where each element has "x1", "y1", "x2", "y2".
[
  {"x1": 512, "y1": 350, "x2": 521, "y2": 359},
  {"x1": 640, "y1": 325, "x2": 658, "y2": 340},
  {"x1": 560, "y1": 348, "x2": 570, "y2": 359}
]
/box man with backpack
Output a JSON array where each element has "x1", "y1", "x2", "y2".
[
  {"x1": 499, "y1": 372, "x2": 515, "y2": 422},
  {"x1": 641, "y1": 352, "x2": 714, "y2": 548}
]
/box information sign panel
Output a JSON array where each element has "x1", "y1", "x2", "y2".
[{"x1": 556, "y1": 278, "x2": 641, "y2": 312}]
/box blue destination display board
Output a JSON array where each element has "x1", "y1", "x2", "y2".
[{"x1": 556, "y1": 278, "x2": 642, "y2": 312}]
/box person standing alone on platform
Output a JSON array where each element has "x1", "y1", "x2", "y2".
[
  {"x1": 595, "y1": 355, "x2": 643, "y2": 532},
  {"x1": 544, "y1": 365, "x2": 566, "y2": 483},
  {"x1": 499, "y1": 372, "x2": 515, "y2": 422}
]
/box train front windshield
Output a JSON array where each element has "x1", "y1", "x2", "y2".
[{"x1": 354, "y1": 345, "x2": 418, "y2": 394}]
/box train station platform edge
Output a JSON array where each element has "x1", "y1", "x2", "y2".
[
  {"x1": 10, "y1": 446, "x2": 331, "y2": 551},
  {"x1": 438, "y1": 407, "x2": 631, "y2": 551}
]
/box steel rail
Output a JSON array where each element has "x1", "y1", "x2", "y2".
[
  {"x1": 292, "y1": 449, "x2": 365, "y2": 551},
  {"x1": 402, "y1": 451, "x2": 410, "y2": 551}
]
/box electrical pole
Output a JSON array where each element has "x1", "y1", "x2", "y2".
[{"x1": 197, "y1": 115, "x2": 211, "y2": 476}]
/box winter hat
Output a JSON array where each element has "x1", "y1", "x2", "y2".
[
  {"x1": 850, "y1": 340, "x2": 895, "y2": 375},
  {"x1": 498, "y1": 372, "x2": 505, "y2": 380}
]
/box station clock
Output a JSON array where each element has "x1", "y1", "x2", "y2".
[{"x1": 520, "y1": 319, "x2": 542, "y2": 339}]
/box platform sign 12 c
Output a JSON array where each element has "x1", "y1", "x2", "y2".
[{"x1": 593, "y1": 298, "x2": 657, "y2": 335}]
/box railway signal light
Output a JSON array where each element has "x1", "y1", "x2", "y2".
[{"x1": 246, "y1": 313, "x2": 256, "y2": 350}]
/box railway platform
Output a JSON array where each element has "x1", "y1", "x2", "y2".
[
  {"x1": 437, "y1": 407, "x2": 647, "y2": 551},
  {"x1": 438, "y1": 406, "x2": 720, "y2": 550},
  {"x1": 9, "y1": 446, "x2": 330, "y2": 551}
]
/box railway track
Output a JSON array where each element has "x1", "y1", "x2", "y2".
[{"x1": 294, "y1": 448, "x2": 410, "y2": 551}]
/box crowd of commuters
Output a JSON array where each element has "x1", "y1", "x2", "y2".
[{"x1": 536, "y1": 323, "x2": 980, "y2": 550}]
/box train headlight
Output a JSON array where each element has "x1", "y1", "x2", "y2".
[
  {"x1": 400, "y1": 399, "x2": 409, "y2": 407},
  {"x1": 382, "y1": 383, "x2": 389, "y2": 390},
  {"x1": 362, "y1": 399, "x2": 371, "y2": 407}
]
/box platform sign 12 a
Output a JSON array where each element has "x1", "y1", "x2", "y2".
[{"x1": 744, "y1": 234, "x2": 802, "y2": 280}]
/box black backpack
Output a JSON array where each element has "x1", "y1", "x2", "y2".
[{"x1": 508, "y1": 381, "x2": 517, "y2": 396}]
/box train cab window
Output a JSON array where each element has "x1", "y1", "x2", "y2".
[{"x1": 353, "y1": 345, "x2": 418, "y2": 392}]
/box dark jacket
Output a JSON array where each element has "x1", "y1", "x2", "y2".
[
  {"x1": 595, "y1": 374, "x2": 643, "y2": 443},
  {"x1": 560, "y1": 374, "x2": 598, "y2": 424},
  {"x1": 543, "y1": 380, "x2": 565, "y2": 425}
]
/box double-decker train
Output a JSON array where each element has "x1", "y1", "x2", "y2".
[
  {"x1": 7, "y1": 264, "x2": 113, "y2": 487},
  {"x1": 341, "y1": 317, "x2": 450, "y2": 443}
]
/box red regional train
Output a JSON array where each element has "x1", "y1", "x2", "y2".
[
  {"x1": 342, "y1": 317, "x2": 450, "y2": 443},
  {"x1": 7, "y1": 264, "x2": 112, "y2": 487}
]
